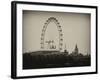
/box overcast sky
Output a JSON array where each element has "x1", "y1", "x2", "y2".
[{"x1": 23, "y1": 10, "x2": 90, "y2": 55}]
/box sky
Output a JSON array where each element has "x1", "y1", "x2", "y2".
[{"x1": 23, "y1": 10, "x2": 91, "y2": 55}]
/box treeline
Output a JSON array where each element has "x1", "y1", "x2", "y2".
[{"x1": 23, "y1": 52, "x2": 90, "y2": 69}]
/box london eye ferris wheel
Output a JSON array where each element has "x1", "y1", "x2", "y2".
[{"x1": 40, "y1": 17, "x2": 63, "y2": 51}]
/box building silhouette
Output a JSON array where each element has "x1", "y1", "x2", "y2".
[
  {"x1": 70, "y1": 44, "x2": 79, "y2": 56},
  {"x1": 74, "y1": 44, "x2": 78, "y2": 54}
]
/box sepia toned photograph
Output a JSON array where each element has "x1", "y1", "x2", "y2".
[
  {"x1": 11, "y1": 1, "x2": 97, "y2": 79},
  {"x1": 23, "y1": 10, "x2": 91, "y2": 69}
]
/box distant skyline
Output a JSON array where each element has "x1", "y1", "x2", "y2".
[{"x1": 23, "y1": 10, "x2": 91, "y2": 55}]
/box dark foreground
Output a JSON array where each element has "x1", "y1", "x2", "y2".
[{"x1": 23, "y1": 51, "x2": 91, "y2": 69}]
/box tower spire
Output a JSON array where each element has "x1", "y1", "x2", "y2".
[{"x1": 74, "y1": 44, "x2": 78, "y2": 54}]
